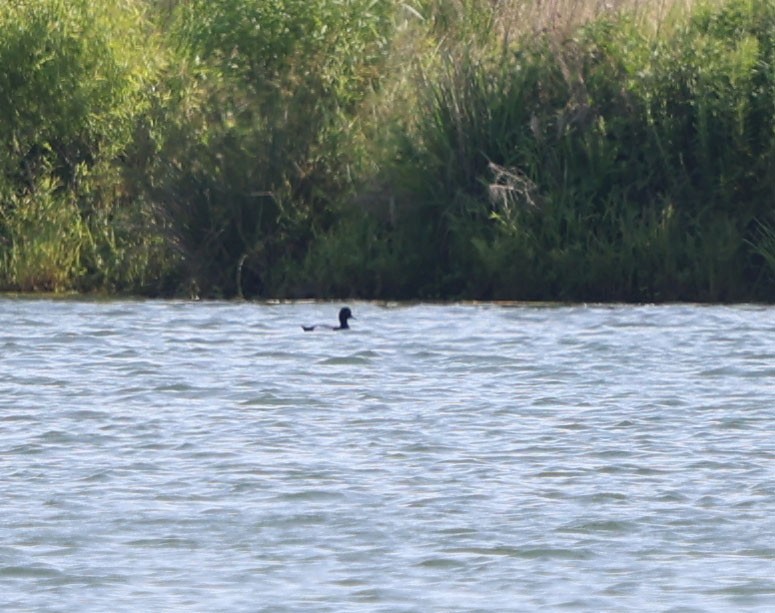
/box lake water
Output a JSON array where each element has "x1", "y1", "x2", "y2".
[{"x1": 1, "y1": 299, "x2": 773, "y2": 612}]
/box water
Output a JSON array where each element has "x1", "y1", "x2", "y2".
[{"x1": 1, "y1": 299, "x2": 773, "y2": 612}]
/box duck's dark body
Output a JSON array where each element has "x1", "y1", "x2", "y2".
[{"x1": 302, "y1": 307, "x2": 354, "y2": 331}]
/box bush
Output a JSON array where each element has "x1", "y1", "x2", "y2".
[
  {"x1": 0, "y1": 0, "x2": 176, "y2": 293},
  {"x1": 138, "y1": 0, "x2": 395, "y2": 297},
  {"x1": 385, "y1": 0, "x2": 775, "y2": 300},
  {"x1": 2, "y1": 0, "x2": 775, "y2": 301}
]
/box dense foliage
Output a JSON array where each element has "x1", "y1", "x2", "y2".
[{"x1": 1, "y1": 0, "x2": 775, "y2": 301}]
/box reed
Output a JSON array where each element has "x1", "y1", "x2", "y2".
[
  {"x1": 0, "y1": 0, "x2": 175, "y2": 293},
  {"x1": 1, "y1": 0, "x2": 774, "y2": 300},
  {"x1": 378, "y1": 0, "x2": 775, "y2": 300},
  {"x1": 134, "y1": 0, "x2": 396, "y2": 296},
  {"x1": 0, "y1": 176, "x2": 85, "y2": 292}
]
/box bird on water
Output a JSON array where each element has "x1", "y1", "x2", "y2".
[{"x1": 302, "y1": 307, "x2": 355, "y2": 331}]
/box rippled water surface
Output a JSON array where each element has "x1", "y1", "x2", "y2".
[{"x1": 1, "y1": 299, "x2": 773, "y2": 611}]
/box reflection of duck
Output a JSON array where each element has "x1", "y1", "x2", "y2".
[{"x1": 302, "y1": 307, "x2": 355, "y2": 331}]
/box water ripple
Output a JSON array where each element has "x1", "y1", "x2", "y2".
[{"x1": 0, "y1": 299, "x2": 773, "y2": 611}]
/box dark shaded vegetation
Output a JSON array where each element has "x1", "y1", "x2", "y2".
[{"x1": 2, "y1": 0, "x2": 775, "y2": 301}]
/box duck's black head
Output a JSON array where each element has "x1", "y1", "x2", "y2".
[{"x1": 338, "y1": 307, "x2": 354, "y2": 329}]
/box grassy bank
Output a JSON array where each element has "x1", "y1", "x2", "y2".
[{"x1": 1, "y1": 0, "x2": 774, "y2": 300}]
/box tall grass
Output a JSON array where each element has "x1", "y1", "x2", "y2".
[
  {"x1": 0, "y1": 0, "x2": 176, "y2": 294},
  {"x1": 1, "y1": 0, "x2": 774, "y2": 301},
  {"x1": 375, "y1": 0, "x2": 775, "y2": 300},
  {"x1": 134, "y1": 0, "x2": 395, "y2": 297}
]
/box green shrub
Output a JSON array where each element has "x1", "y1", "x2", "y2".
[
  {"x1": 138, "y1": 0, "x2": 395, "y2": 297},
  {"x1": 385, "y1": 0, "x2": 775, "y2": 301},
  {"x1": 0, "y1": 0, "x2": 175, "y2": 293},
  {"x1": 2, "y1": 0, "x2": 774, "y2": 301}
]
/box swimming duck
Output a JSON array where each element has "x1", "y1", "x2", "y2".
[{"x1": 302, "y1": 307, "x2": 354, "y2": 331}]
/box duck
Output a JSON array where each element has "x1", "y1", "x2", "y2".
[{"x1": 302, "y1": 307, "x2": 355, "y2": 331}]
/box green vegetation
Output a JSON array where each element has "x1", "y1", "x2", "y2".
[{"x1": 2, "y1": 0, "x2": 775, "y2": 301}]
